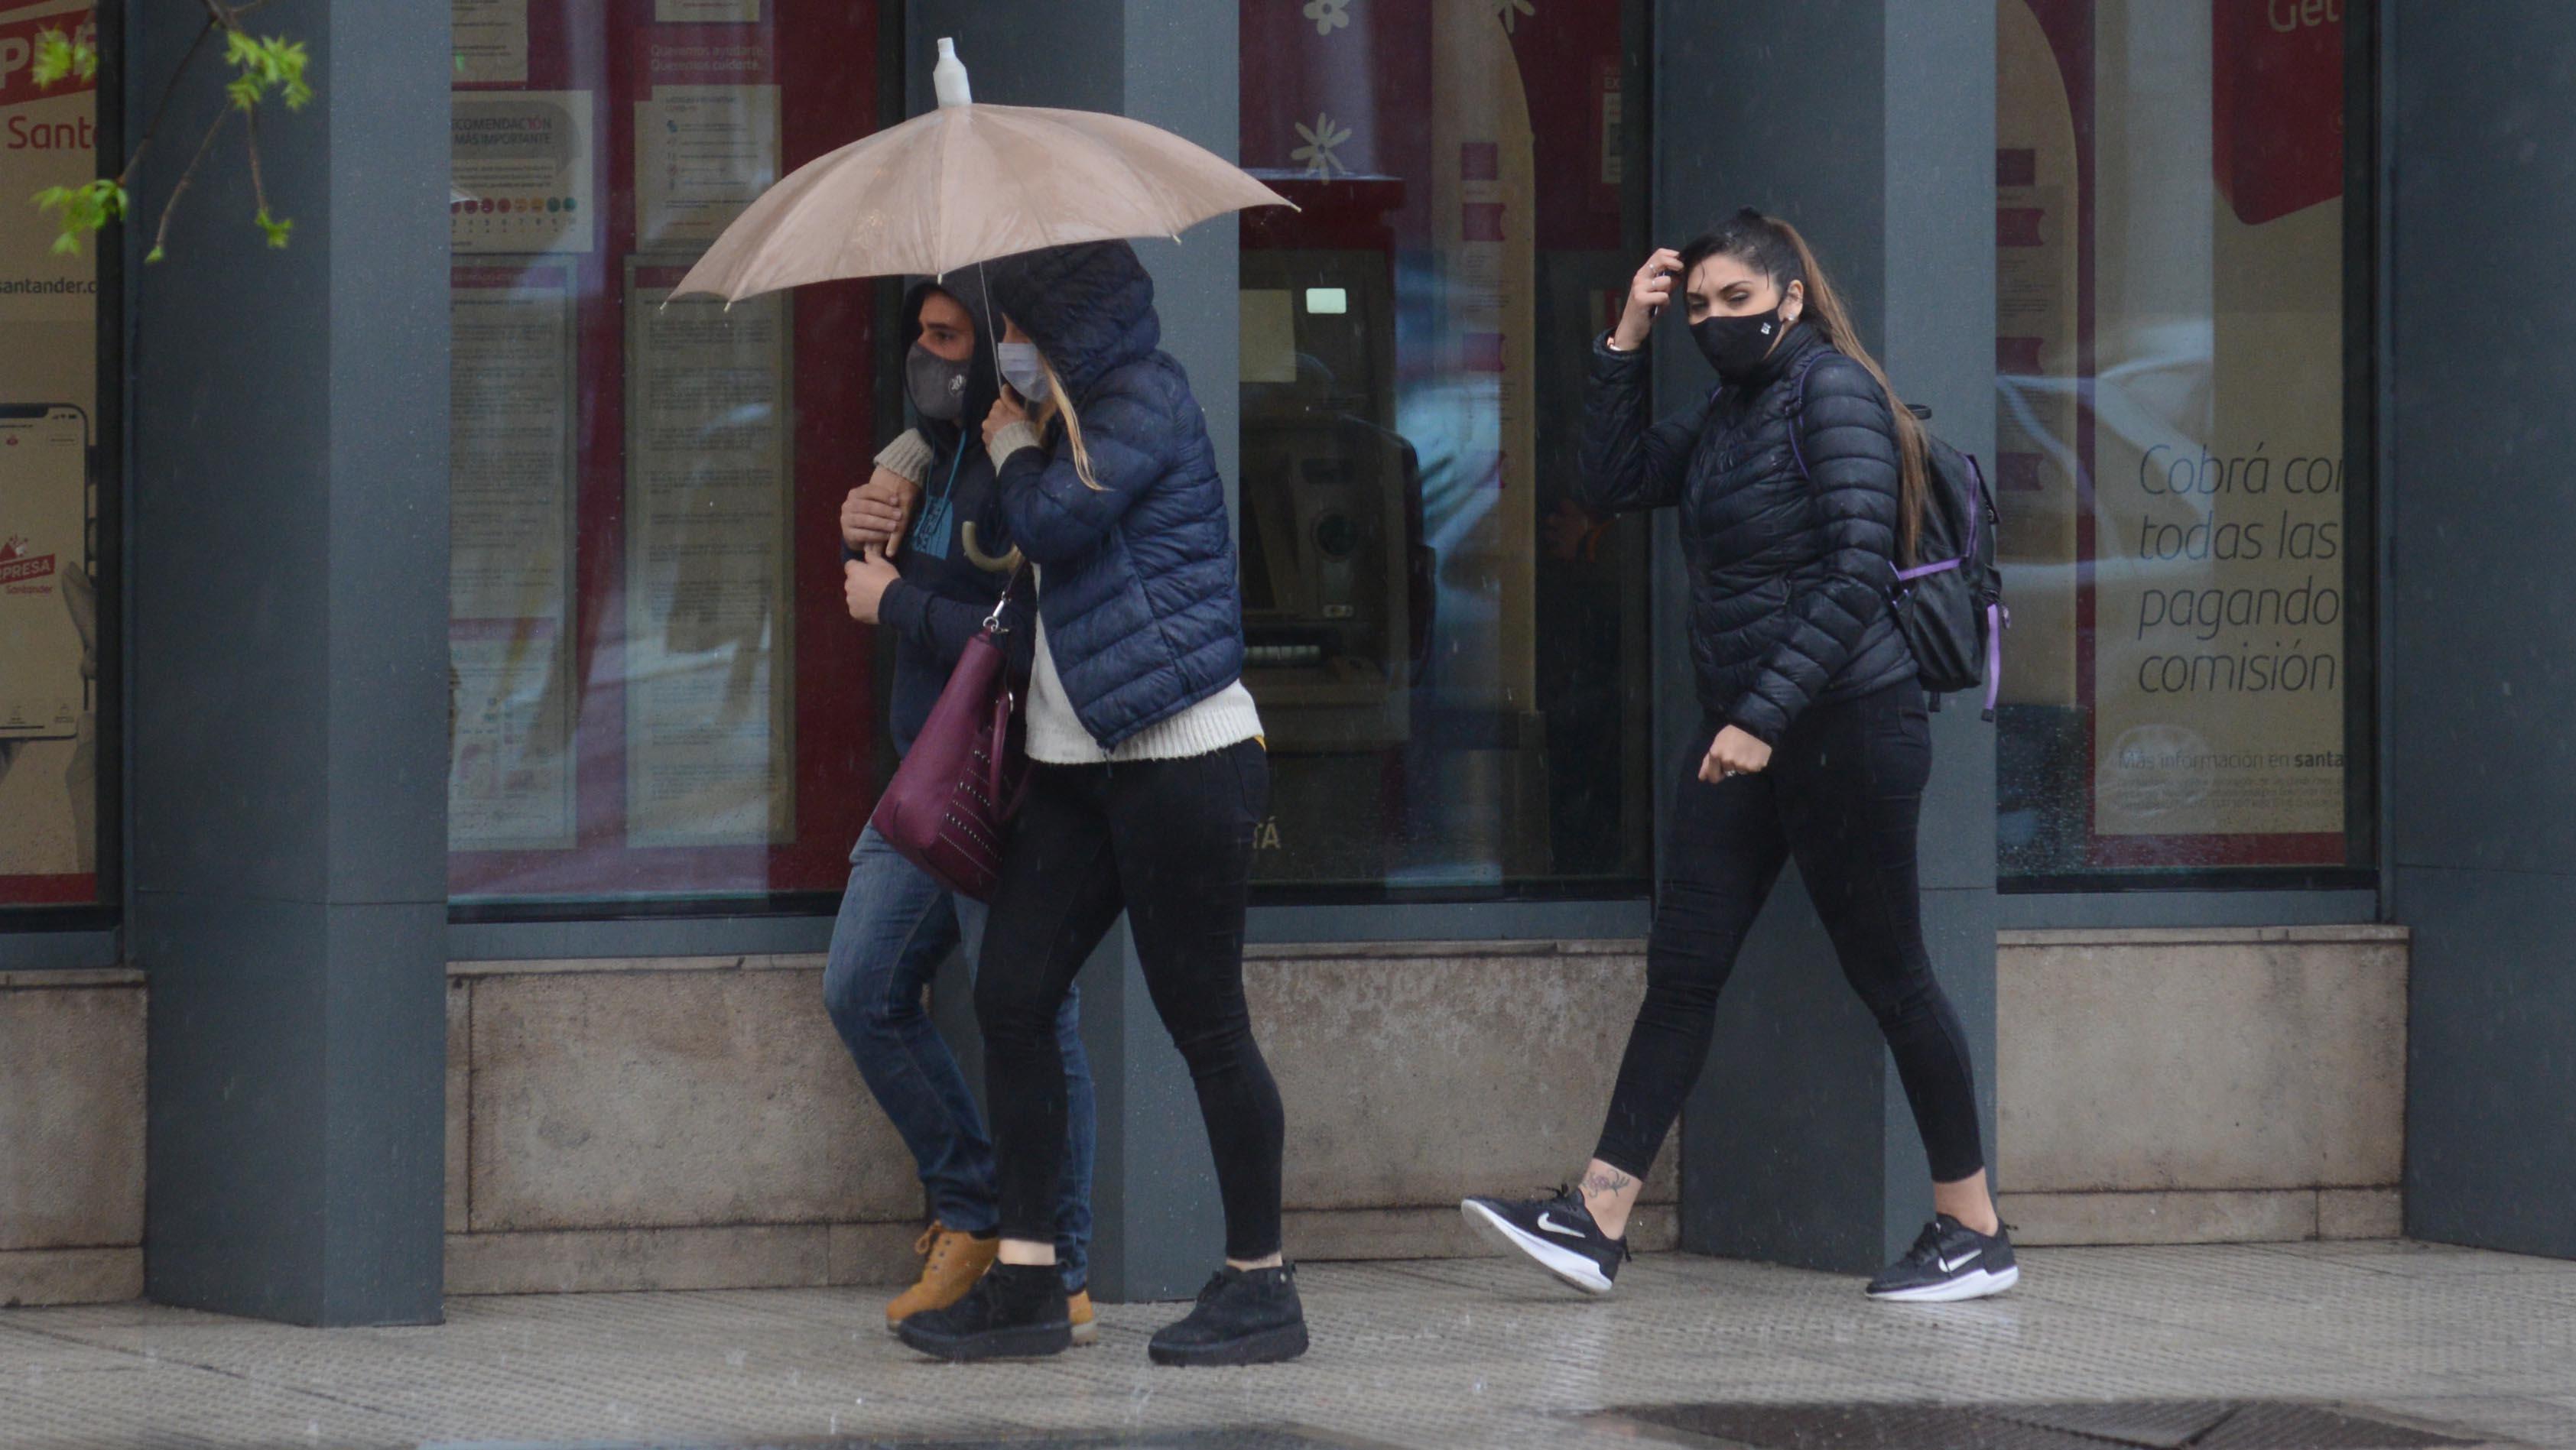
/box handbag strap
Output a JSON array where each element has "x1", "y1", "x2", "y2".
[{"x1": 979, "y1": 563, "x2": 1031, "y2": 634}]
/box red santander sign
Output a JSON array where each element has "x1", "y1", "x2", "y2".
[{"x1": 0, "y1": 11, "x2": 99, "y2": 112}]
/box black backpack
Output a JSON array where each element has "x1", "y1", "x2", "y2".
[{"x1": 1791, "y1": 363, "x2": 2007, "y2": 719}]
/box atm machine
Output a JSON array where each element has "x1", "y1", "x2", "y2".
[
  {"x1": 1238, "y1": 177, "x2": 1428, "y2": 884},
  {"x1": 1238, "y1": 258, "x2": 1414, "y2": 748}
]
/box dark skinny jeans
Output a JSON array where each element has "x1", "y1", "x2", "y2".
[
  {"x1": 1593, "y1": 679, "x2": 1988, "y2": 1186},
  {"x1": 975, "y1": 738, "x2": 1287, "y2": 1261}
]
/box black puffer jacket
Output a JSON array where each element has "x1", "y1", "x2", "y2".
[{"x1": 1577, "y1": 322, "x2": 1914, "y2": 743}]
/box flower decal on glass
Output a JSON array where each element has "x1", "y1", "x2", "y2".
[
  {"x1": 1495, "y1": 0, "x2": 1535, "y2": 33},
  {"x1": 1302, "y1": 0, "x2": 1353, "y2": 36},
  {"x1": 1292, "y1": 113, "x2": 1353, "y2": 178}
]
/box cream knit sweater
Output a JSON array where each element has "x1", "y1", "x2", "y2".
[{"x1": 990, "y1": 427, "x2": 1264, "y2": 765}]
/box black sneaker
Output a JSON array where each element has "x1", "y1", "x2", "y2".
[
  {"x1": 1146, "y1": 1265, "x2": 1311, "y2": 1367},
  {"x1": 1460, "y1": 1187, "x2": 1629, "y2": 1295},
  {"x1": 1866, "y1": 1215, "x2": 2020, "y2": 1302},
  {"x1": 894, "y1": 1261, "x2": 1071, "y2": 1361}
]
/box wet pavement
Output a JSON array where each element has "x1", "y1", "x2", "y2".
[{"x1": 2, "y1": 1241, "x2": 2573, "y2": 1448}]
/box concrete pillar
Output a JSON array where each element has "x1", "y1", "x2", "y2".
[
  {"x1": 2386, "y1": 0, "x2": 2576, "y2": 1260},
  {"x1": 128, "y1": 0, "x2": 453, "y2": 1324},
  {"x1": 908, "y1": 0, "x2": 1242, "y2": 1302},
  {"x1": 1656, "y1": 0, "x2": 2000, "y2": 1272}
]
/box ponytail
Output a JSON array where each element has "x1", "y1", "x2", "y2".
[{"x1": 1680, "y1": 209, "x2": 1930, "y2": 563}]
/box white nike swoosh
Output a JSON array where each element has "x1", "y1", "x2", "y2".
[
  {"x1": 1536, "y1": 1213, "x2": 1587, "y2": 1240},
  {"x1": 1938, "y1": 1251, "x2": 1977, "y2": 1275}
]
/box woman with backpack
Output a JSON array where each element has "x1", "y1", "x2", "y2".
[
  {"x1": 892, "y1": 240, "x2": 1306, "y2": 1367},
  {"x1": 1460, "y1": 209, "x2": 2014, "y2": 1303}
]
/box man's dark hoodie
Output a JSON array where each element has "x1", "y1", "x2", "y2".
[{"x1": 866, "y1": 274, "x2": 1032, "y2": 756}]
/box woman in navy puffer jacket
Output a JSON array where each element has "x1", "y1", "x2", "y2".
[{"x1": 892, "y1": 241, "x2": 1307, "y2": 1371}]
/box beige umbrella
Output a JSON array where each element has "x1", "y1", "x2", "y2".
[{"x1": 668, "y1": 38, "x2": 1291, "y2": 303}]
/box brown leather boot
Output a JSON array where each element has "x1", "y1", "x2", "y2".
[{"x1": 885, "y1": 1222, "x2": 999, "y2": 1331}]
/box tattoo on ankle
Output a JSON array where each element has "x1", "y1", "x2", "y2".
[{"x1": 1582, "y1": 1169, "x2": 1636, "y2": 1199}]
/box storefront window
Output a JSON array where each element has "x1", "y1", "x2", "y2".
[
  {"x1": 1236, "y1": 0, "x2": 1652, "y2": 898},
  {"x1": 1995, "y1": 0, "x2": 2370, "y2": 885},
  {"x1": 0, "y1": 5, "x2": 108, "y2": 917},
  {"x1": 448, "y1": 2, "x2": 885, "y2": 911}
]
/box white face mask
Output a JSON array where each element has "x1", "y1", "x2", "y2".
[{"x1": 996, "y1": 341, "x2": 1051, "y2": 402}]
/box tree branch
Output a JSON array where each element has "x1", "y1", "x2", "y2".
[
  {"x1": 242, "y1": 107, "x2": 267, "y2": 214},
  {"x1": 115, "y1": 15, "x2": 219, "y2": 190},
  {"x1": 151, "y1": 105, "x2": 233, "y2": 261}
]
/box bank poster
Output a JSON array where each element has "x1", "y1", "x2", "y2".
[
  {"x1": 449, "y1": 264, "x2": 579, "y2": 851},
  {"x1": 452, "y1": 89, "x2": 596, "y2": 255},
  {"x1": 2000, "y1": 0, "x2": 2347, "y2": 867},
  {"x1": 452, "y1": 0, "x2": 530, "y2": 86},
  {"x1": 632, "y1": 25, "x2": 780, "y2": 251},
  {"x1": 621, "y1": 259, "x2": 794, "y2": 849},
  {"x1": 0, "y1": 0, "x2": 99, "y2": 903}
]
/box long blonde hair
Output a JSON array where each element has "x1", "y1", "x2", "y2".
[
  {"x1": 1024, "y1": 350, "x2": 1102, "y2": 491},
  {"x1": 1681, "y1": 209, "x2": 1929, "y2": 562}
]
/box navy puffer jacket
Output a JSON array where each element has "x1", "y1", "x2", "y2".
[
  {"x1": 982, "y1": 241, "x2": 1245, "y2": 749},
  {"x1": 1577, "y1": 322, "x2": 1915, "y2": 743}
]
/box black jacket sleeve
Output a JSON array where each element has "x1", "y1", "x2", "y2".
[
  {"x1": 1730, "y1": 357, "x2": 1904, "y2": 744},
  {"x1": 877, "y1": 575, "x2": 1035, "y2": 683},
  {"x1": 1576, "y1": 332, "x2": 1708, "y2": 514}
]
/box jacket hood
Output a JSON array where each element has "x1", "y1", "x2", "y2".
[
  {"x1": 982, "y1": 240, "x2": 1161, "y2": 401},
  {"x1": 899, "y1": 273, "x2": 1002, "y2": 450}
]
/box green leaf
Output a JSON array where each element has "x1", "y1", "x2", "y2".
[
  {"x1": 32, "y1": 31, "x2": 74, "y2": 87},
  {"x1": 255, "y1": 208, "x2": 294, "y2": 248},
  {"x1": 144, "y1": 245, "x2": 165, "y2": 265}
]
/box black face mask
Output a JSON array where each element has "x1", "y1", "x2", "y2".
[
  {"x1": 1691, "y1": 304, "x2": 1795, "y2": 384},
  {"x1": 906, "y1": 342, "x2": 971, "y2": 421}
]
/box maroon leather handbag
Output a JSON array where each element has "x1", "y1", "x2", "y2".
[{"x1": 867, "y1": 574, "x2": 1031, "y2": 900}]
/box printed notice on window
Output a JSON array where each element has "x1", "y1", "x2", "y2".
[
  {"x1": 453, "y1": 90, "x2": 596, "y2": 255},
  {"x1": 656, "y1": 0, "x2": 762, "y2": 21},
  {"x1": 636, "y1": 84, "x2": 780, "y2": 251},
  {"x1": 622, "y1": 259, "x2": 795, "y2": 849},
  {"x1": 451, "y1": 0, "x2": 529, "y2": 85},
  {"x1": 449, "y1": 264, "x2": 578, "y2": 852}
]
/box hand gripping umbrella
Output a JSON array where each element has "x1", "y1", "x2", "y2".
[{"x1": 668, "y1": 37, "x2": 1291, "y2": 303}]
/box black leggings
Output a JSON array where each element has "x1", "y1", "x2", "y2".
[
  {"x1": 1593, "y1": 680, "x2": 1987, "y2": 1185},
  {"x1": 975, "y1": 739, "x2": 1286, "y2": 1261}
]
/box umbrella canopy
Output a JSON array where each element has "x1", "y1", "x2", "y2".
[{"x1": 669, "y1": 38, "x2": 1291, "y2": 303}]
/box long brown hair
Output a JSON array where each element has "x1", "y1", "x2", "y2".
[{"x1": 1680, "y1": 209, "x2": 1928, "y2": 562}]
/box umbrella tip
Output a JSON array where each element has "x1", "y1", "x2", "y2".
[{"x1": 934, "y1": 37, "x2": 972, "y2": 108}]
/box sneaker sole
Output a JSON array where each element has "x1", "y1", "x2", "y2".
[
  {"x1": 1070, "y1": 1319, "x2": 1098, "y2": 1348},
  {"x1": 1460, "y1": 1199, "x2": 1614, "y2": 1296},
  {"x1": 1867, "y1": 1263, "x2": 2021, "y2": 1303},
  {"x1": 1147, "y1": 1321, "x2": 1310, "y2": 1367},
  {"x1": 893, "y1": 1321, "x2": 1073, "y2": 1362}
]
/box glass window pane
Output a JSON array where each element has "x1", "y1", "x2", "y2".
[
  {"x1": 1996, "y1": 0, "x2": 2366, "y2": 885},
  {"x1": 0, "y1": 8, "x2": 106, "y2": 914},
  {"x1": 447, "y1": 3, "x2": 885, "y2": 911},
  {"x1": 1237, "y1": 0, "x2": 1653, "y2": 898}
]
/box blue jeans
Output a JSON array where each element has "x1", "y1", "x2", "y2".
[{"x1": 823, "y1": 826, "x2": 1095, "y2": 1291}]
